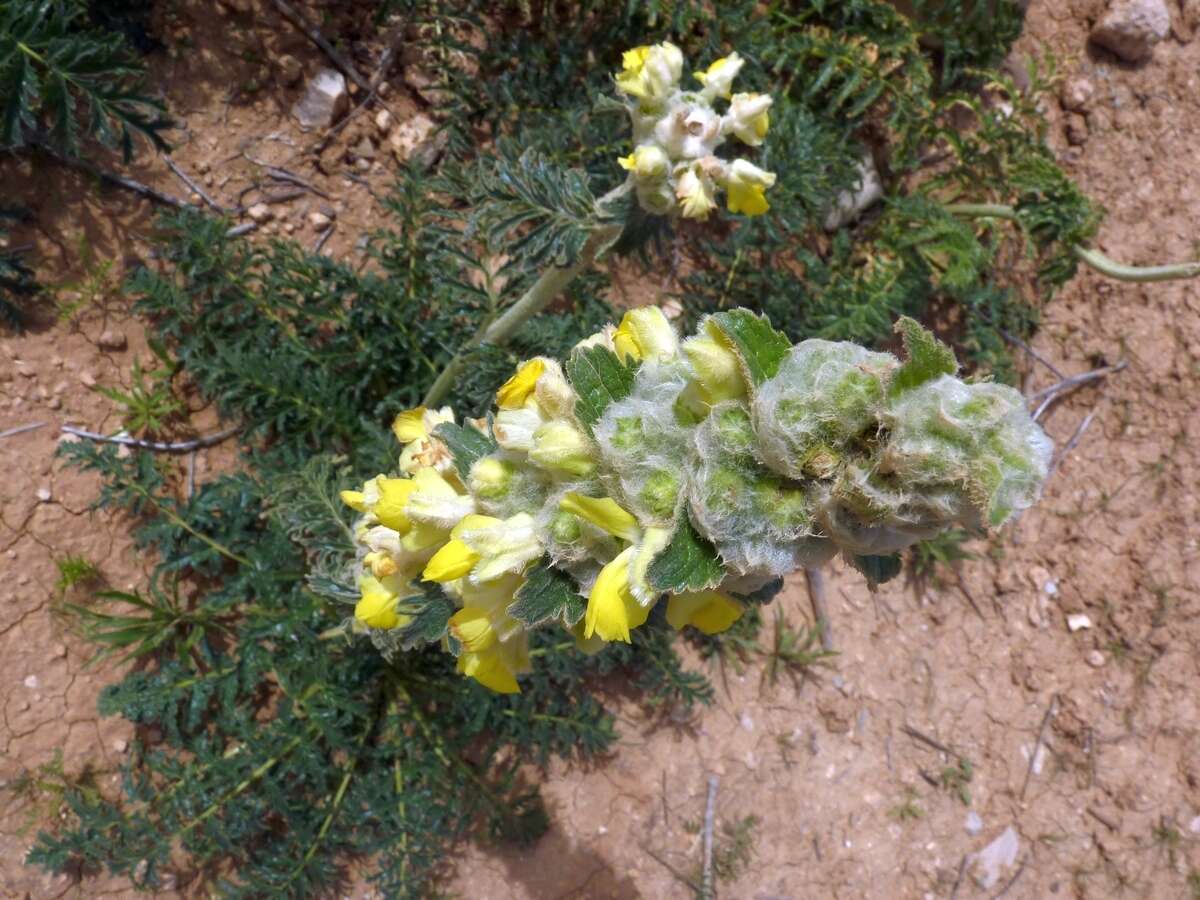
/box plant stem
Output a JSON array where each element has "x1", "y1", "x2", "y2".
[
  {"x1": 421, "y1": 186, "x2": 628, "y2": 407},
  {"x1": 945, "y1": 203, "x2": 1200, "y2": 282}
]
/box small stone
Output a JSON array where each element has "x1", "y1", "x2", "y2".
[
  {"x1": 276, "y1": 53, "x2": 303, "y2": 87},
  {"x1": 1086, "y1": 649, "x2": 1107, "y2": 668},
  {"x1": 52, "y1": 380, "x2": 68, "y2": 394},
  {"x1": 374, "y1": 109, "x2": 393, "y2": 134},
  {"x1": 97, "y1": 329, "x2": 127, "y2": 351},
  {"x1": 36, "y1": 486, "x2": 52, "y2": 502},
  {"x1": 17, "y1": 363, "x2": 35, "y2": 378},
  {"x1": 50, "y1": 355, "x2": 64, "y2": 368},
  {"x1": 309, "y1": 211, "x2": 332, "y2": 230},
  {"x1": 113, "y1": 738, "x2": 128, "y2": 753},
  {"x1": 1065, "y1": 114, "x2": 1089, "y2": 146},
  {"x1": 52, "y1": 643, "x2": 67, "y2": 658},
  {"x1": 965, "y1": 811, "x2": 984, "y2": 835},
  {"x1": 1189, "y1": 814, "x2": 1200, "y2": 834},
  {"x1": 292, "y1": 68, "x2": 349, "y2": 131},
  {"x1": 823, "y1": 153, "x2": 884, "y2": 231},
  {"x1": 352, "y1": 136, "x2": 376, "y2": 161},
  {"x1": 284, "y1": 222, "x2": 295, "y2": 234},
  {"x1": 389, "y1": 113, "x2": 445, "y2": 170},
  {"x1": 247, "y1": 202, "x2": 273, "y2": 223},
  {"x1": 23, "y1": 675, "x2": 39, "y2": 689},
  {"x1": 739, "y1": 711, "x2": 755, "y2": 731},
  {"x1": 1060, "y1": 75, "x2": 1095, "y2": 112},
  {"x1": 1067, "y1": 613, "x2": 1093, "y2": 631},
  {"x1": 79, "y1": 370, "x2": 97, "y2": 387},
  {"x1": 47, "y1": 397, "x2": 61, "y2": 410},
  {"x1": 1090, "y1": 0, "x2": 1171, "y2": 62}
]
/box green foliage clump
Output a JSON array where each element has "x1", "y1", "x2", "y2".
[
  {"x1": 0, "y1": 210, "x2": 37, "y2": 329},
  {"x1": 0, "y1": 0, "x2": 169, "y2": 159}
]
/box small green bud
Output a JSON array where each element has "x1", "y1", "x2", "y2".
[
  {"x1": 529, "y1": 420, "x2": 596, "y2": 477},
  {"x1": 549, "y1": 510, "x2": 583, "y2": 544},
  {"x1": 712, "y1": 404, "x2": 756, "y2": 456},
  {"x1": 469, "y1": 456, "x2": 515, "y2": 500},
  {"x1": 611, "y1": 415, "x2": 645, "y2": 452},
  {"x1": 639, "y1": 469, "x2": 680, "y2": 520}
]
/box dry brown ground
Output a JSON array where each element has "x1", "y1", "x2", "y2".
[{"x1": 2, "y1": 1, "x2": 1199, "y2": 898}]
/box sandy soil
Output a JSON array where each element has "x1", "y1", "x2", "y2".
[{"x1": 2, "y1": 1, "x2": 1198, "y2": 898}]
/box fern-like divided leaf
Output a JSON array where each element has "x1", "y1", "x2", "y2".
[{"x1": 0, "y1": 0, "x2": 170, "y2": 159}]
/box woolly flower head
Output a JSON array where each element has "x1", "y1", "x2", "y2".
[
  {"x1": 613, "y1": 43, "x2": 776, "y2": 220},
  {"x1": 339, "y1": 308, "x2": 1051, "y2": 693}
]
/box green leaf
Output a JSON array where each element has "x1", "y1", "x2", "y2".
[
  {"x1": 890, "y1": 317, "x2": 958, "y2": 395},
  {"x1": 565, "y1": 344, "x2": 638, "y2": 433},
  {"x1": 396, "y1": 587, "x2": 456, "y2": 650},
  {"x1": 646, "y1": 515, "x2": 726, "y2": 593},
  {"x1": 849, "y1": 553, "x2": 903, "y2": 588},
  {"x1": 506, "y1": 561, "x2": 585, "y2": 629},
  {"x1": 707, "y1": 309, "x2": 792, "y2": 386},
  {"x1": 434, "y1": 421, "x2": 498, "y2": 481}
]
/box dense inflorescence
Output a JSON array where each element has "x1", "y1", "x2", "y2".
[
  {"x1": 613, "y1": 42, "x2": 777, "y2": 219},
  {"x1": 340, "y1": 308, "x2": 1052, "y2": 693}
]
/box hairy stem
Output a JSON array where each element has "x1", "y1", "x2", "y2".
[
  {"x1": 945, "y1": 203, "x2": 1200, "y2": 282},
  {"x1": 421, "y1": 186, "x2": 628, "y2": 407}
]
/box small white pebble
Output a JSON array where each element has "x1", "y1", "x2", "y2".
[
  {"x1": 739, "y1": 710, "x2": 754, "y2": 731},
  {"x1": 52, "y1": 643, "x2": 67, "y2": 658},
  {"x1": 113, "y1": 739, "x2": 129, "y2": 753},
  {"x1": 36, "y1": 487, "x2": 52, "y2": 502},
  {"x1": 965, "y1": 811, "x2": 983, "y2": 835},
  {"x1": 1067, "y1": 614, "x2": 1092, "y2": 632},
  {"x1": 597, "y1": 825, "x2": 608, "y2": 835},
  {"x1": 1043, "y1": 579, "x2": 1058, "y2": 596},
  {"x1": 23, "y1": 675, "x2": 39, "y2": 689},
  {"x1": 1189, "y1": 815, "x2": 1200, "y2": 834},
  {"x1": 1086, "y1": 650, "x2": 1106, "y2": 668}
]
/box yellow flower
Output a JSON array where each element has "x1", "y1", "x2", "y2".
[
  {"x1": 666, "y1": 590, "x2": 743, "y2": 635},
  {"x1": 392, "y1": 406, "x2": 429, "y2": 443},
  {"x1": 584, "y1": 547, "x2": 652, "y2": 643},
  {"x1": 373, "y1": 476, "x2": 417, "y2": 532},
  {"x1": 559, "y1": 493, "x2": 641, "y2": 543},
  {"x1": 354, "y1": 574, "x2": 411, "y2": 630},
  {"x1": 340, "y1": 489, "x2": 367, "y2": 512},
  {"x1": 618, "y1": 144, "x2": 669, "y2": 179},
  {"x1": 724, "y1": 159, "x2": 777, "y2": 217},
  {"x1": 496, "y1": 359, "x2": 546, "y2": 410},
  {"x1": 423, "y1": 538, "x2": 481, "y2": 582},
  {"x1": 615, "y1": 42, "x2": 682, "y2": 101},
  {"x1": 456, "y1": 630, "x2": 530, "y2": 694},
  {"x1": 676, "y1": 167, "x2": 717, "y2": 220},
  {"x1": 404, "y1": 468, "x2": 475, "y2": 529},
  {"x1": 628, "y1": 526, "x2": 672, "y2": 604},
  {"x1": 449, "y1": 605, "x2": 498, "y2": 653},
  {"x1": 683, "y1": 327, "x2": 747, "y2": 406},
  {"x1": 612, "y1": 306, "x2": 679, "y2": 363},
  {"x1": 695, "y1": 52, "x2": 744, "y2": 99},
  {"x1": 725, "y1": 92, "x2": 772, "y2": 146}
]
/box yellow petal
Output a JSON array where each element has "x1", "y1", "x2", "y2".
[
  {"x1": 726, "y1": 181, "x2": 769, "y2": 216},
  {"x1": 449, "y1": 606, "x2": 498, "y2": 653},
  {"x1": 585, "y1": 547, "x2": 651, "y2": 643},
  {"x1": 560, "y1": 493, "x2": 641, "y2": 543},
  {"x1": 423, "y1": 539, "x2": 481, "y2": 582},
  {"x1": 340, "y1": 490, "x2": 367, "y2": 512},
  {"x1": 496, "y1": 359, "x2": 546, "y2": 410},
  {"x1": 355, "y1": 575, "x2": 405, "y2": 630},
  {"x1": 373, "y1": 477, "x2": 416, "y2": 533},
  {"x1": 618, "y1": 152, "x2": 638, "y2": 171},
  {"x1": 666, "y1": 590, "x2": 743, "y2": 635},
  {"x1": 400, "y1": 520, "x2": 448, "y2": 553},
  {"x1": 392, "y1": 406, "x2": 428, "y2": 444},
  {"x1": 458, "y1": 647, "x2": 520, "y2": 693}
]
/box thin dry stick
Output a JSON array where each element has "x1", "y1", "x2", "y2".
[
  {"x1": 1031, "y1": 361, "x2": 1127, "y2": 421},
  {"x1": 61, "y1": 424, "x2": 241, "y2": 453},
  {"x1": 244, "y1": 152, "x2": 332, "y2": 200},
  {"x1": 949, "y1": 853, "x2": 969, "y2": 900},
  {"x1": 991, "y1": 854, "x2": 1028, "y2": 899},
  {"x1": 1046, "y1": 408, "x2": 1099, "y2": 480},
  {"x1": 39, "y1": 144, "x2": 189, "y2": 208},
  {"x1": 900, "y1": 724, "x2": 956, "y2": 758},
  {"x1": 1086, "y1": 805, "x2": 1119, "y2": 832},
  {"x1": 163, "y1": 155, "x2": 229, "y2": 214},
  {"x1": 271, "y1": 0, "x2": 373, "y2": 93},
  {"x1": 0, "y1": 421, "x2": 46, "y2": 440},
  {"x1": 701, "y1": 775, "x2": 720, "y2": 900},
  {"x1": 313, "y1": 225, "x2": 335, "y2": 254},
  {"x1": 1020, "y1": 693, "x2": 1058, "y2": 802},
  {"x1": 226, "y1": 223, "x2": 258, "y2": 237},
  {"x1": 805, "y1": 566, "x2": 833, "y2": 652}
]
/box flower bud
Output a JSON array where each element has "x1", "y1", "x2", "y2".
[
  {"x1": 675, "y1": 166, "x2": 718, "y2": 220},
  {"x1": 529, "y1": 420, "x2": 595, "y2": 477},
  {"x1": 469, "y1": 456, "x2": 515, "y2": 501},
  {"x1": 612, "y1": 306, "x2": 679, "y2": 363},
  {"x1": 615, "y1": 42, "x2": 683, "y2": 102},
  {"x1": 618, "y1": 144, "x2": 669, "y2": 180},
  {"x1": 695, "y1": 52, "x2": 744, "y2": 100},
  {"x1": 683, "y1": 331, "x2": 747, "y2": 406},
  {"x1": 724, "y1": 92, "x2": 772, "y2": 146},
  {"x1": 722, "y1": 158, "x2": 777, "y2": 217}
]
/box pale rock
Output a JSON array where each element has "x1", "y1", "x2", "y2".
[
  {"x1": 47, "y1": 396, "x2": 61, "y2": 410},
  {"x1": 36, "y1": 486, "x2": 52, "y2": 503},
  {"x1": 1189, "y1": 814, "x2": 1200, "y2": 834},
  {"x1": 52, "y1": 643, "x2": 67, "y2": 658},
  {"x1": 113, "y1": 738, "x2": 129, "y2": 753},
  {"x1": 292, "y1": 68, "x2": 349, "y2": 131},
  {"x1": 389, "y1": 113, "x2": 445, "y2": 170},
  {"x1": 276, "y1": 53, "x2": 303, "y2": 87},
  {"x1": 79, "y1": 370, "x2": 98, "y2": 387},
  {"x1": 24, "y1": 675, "x2": 39, "y2": 689},
  {"x1": 247, "y1": 202, "x2": 273, "y2": 223},
  {"x1": 971, "y1": 825, "x2": 1020, "y2": 889},
  {"x1": 17, "y1": 362, "x2": 36, "y2": 378},
  {"x1": 1065, "y1": 113, "x2": 1089, "y2": 146},
  {"x1": 1067, "y1": 613, "x2": 1093, "y2": 631},
  {"x1": 823, "y1": 154, "x2": 884, "y2": 231},
  {"x1": 1060, "y1": 75, "x2": 1095, "y2": 111},
  {"x1": 97, "y1": 329, "x2": 127, "y2": 351},
  {"x1": 309, "y1": 212, "x2": 332, "y2": 230},
  {"x1": 352, "y1": 136, "x2": 376, "y2": 161},
  {"x1": 739, "y1": 710, "x2": 755, "y2": 731},
  {"x1": 1086, "y1": 649, "x2": 1107, "y2": 668},
  {"x1": 1090, "y1": 0, "x2": 1171, "y2": 62},
  {"x1": 374, "y1": 109, "x2": 393, "y2": 134},
  {"x1": 965, "y1": 811, "x2": 984, "y2": 835}
]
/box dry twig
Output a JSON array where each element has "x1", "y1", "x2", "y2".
[
  {"x1": 0, "y1": 422, "x2": 46, "y2": 440},
  {"x1": 1046, "y1": 408, "x2": 1100, "y2": 480},
  {"x1": 39, "y1": 143, "x2": 188, "y2": 208},
  {"x1": 312, "y1": 225, "x2": 335, "y2": 254},
  {"x1": 1020, "y1": 693, "x2": 1058, "y2": 802},
  {"x1": 270, "y1": 0, "x2": 373, "y2": 93},
  {"x1": 163, "y1": 155, "x2": 230, "y2": 214},
  {"x1": 61, "y1": 424, "x2": 241, "y2": 453},
  {"x1": 1030, "y1": 361, "x2": 1127, "y2": 421},
  {"x1": 701, "y1": 775, "x2": 719, "y2": 900}
]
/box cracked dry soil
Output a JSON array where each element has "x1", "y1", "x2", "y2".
[{"x1": 3, "y1": 1, "x2": 1200, "y2": 898}]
